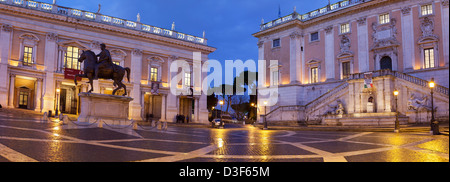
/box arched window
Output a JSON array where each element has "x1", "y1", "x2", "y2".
[{"x1": 380, "y1": 56, "x2": 392, "y2": 70}]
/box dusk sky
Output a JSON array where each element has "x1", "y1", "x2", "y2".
[
  {"x1": 42, "y1": 0, "x2": 338, "y2": 70},
  {"x1": 36, "y1": 0, "x2": 340, "y2": 111}
]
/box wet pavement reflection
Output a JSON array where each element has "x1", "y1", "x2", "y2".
[{"x1": 0, "y1": 111, "x2": 448, "y2": 162}]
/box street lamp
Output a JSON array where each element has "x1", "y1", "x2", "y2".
[
  {"x1": 393, "y1": 89, "x2": 399, "y2": 133},
  {"x1": 219, "y1": 100, "x2": 224, "y2": 128},
  {"x1": 429, "y1": 78, "x2": 439, "y2": 135},
  {"x1": 263, "y1": 100, "x2": 268, "y2": 130},
  {"x1": 55, "y1": 88, "x2": 60, "y2": 118}
]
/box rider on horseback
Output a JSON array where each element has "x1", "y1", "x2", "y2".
[{"x1": 94, "y1": 43, "x2": 116, "y2": 80}]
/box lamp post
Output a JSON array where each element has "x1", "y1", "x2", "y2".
[
  {"x1": 429, "y1": 78, "x2": 439, "y2": 135},
  {"x1": 393, "y1": 89, "x2": 399, "y2": 133},
  {"x1": 219, "y1": 100, "x2": 224, "y2": 129},
  {"x1": 55, "y1": 88, "x2": 60, "y2": 118},
  {"x1": 263, "y1": 101, "x2": 268, "y2": 130}
]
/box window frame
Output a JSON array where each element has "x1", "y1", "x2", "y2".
[
  {"x1": 378, "y1": 13, "x2": 390, "y2": 25},
  {"x1": 423, "y1": 48, "x2": 435, "y2": 69},
  {"x1": 23, "y1": 46, "x2": 34, "y2": 65},
  {"x1": 272, "y1": 38, "x2": 281, "y2": 48},
  {"x1": 64, "y1": 46, "x2": 81, "y2": 70},
  {"x1": 310, "y1": 32, "x2": 319, "y2": 42},
  {"x1": 420, "y1": 4, "x2": 433, "y2": 16},
  {"x1": 340, "y1": 23, "x2": 350, "y2": 34},
  {"x1": 310, "y1": 67, "x2": 319, "y2": 84}
]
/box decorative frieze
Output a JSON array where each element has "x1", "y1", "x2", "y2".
[
  {"x1": 324, "y1": 26, "x2": 333, "y2": 34},
  {"x1": 401, "y1": 7, "x2": 411, "y2": 15},
  {"x1": 443, "y1": 0, "x2": 449, "y2": 8},
  {"x1": 289, "y1": 31, "x2": 302, "y2": 39},
  {"x1": 357, "y1": 17, "x2": 367, "y2": 26},
  {"x1": 1, "y1": 24, "x2": 12, "y2": 32},
  {"x1": 46, "y1": 32, "x2": 58, "y2": 41},
  {"x1": 131, "y1": 48, "x2": 143, "y2": 56}
]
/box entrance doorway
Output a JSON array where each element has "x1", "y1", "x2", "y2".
[
  {"x1": 179, "y1": 97, "x2": 195, "y2": 123},
  {"x1": 59, "y1": 85, "x2": 78, "y2": 114},
  {"x1": 18, "y1": 87, "x2": 30, "y2": 109},
  {"x1": 380, "y1": 56, "x2": 392, "y2": 70}
]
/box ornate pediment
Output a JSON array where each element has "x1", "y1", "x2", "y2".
[
  {"x1": 57, "y1": 39, "x2": 90, "y2": 50},
  {"x1": 370, "y1": 18, "x2": 400, "y2": 51},
  {"x1": 418, "y1": 16, "x2": 439, "y2": 43}
]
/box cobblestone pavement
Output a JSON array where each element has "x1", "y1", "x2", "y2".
[{"x1": 0, "y1": 110, "x2": 448, "y2": 162}]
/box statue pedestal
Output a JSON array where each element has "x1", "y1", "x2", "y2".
[{"x1": 78, "y1": 92, "x2": 133, "y2": 126}]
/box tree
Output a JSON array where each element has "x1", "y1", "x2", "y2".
[{"x1": 207, "y1": 92, "x2": 218, "y2": 111}]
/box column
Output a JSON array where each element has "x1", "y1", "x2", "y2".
[
  {"x1": 194, "y1": 97, "x2": 200, "y2": 122},
  {"x1": 257, "y1": 41, "x2": 264, "y2": 61},
  {"x1": 34, "y1": 78, "x2": 43, "y2": 112},
  {"x1": 160, "y1": 94, "x2": 167, "y2": 121},
  {"x1": 348, "y1": 82, "x2": 355, "y2": 114},
  {"x1": 357, "y1": 17, "x2": 370, "y2": 73},
  {"x1": 8, "y1": 74, "x2": 15, "y2": 108},
  {"x1": 324, "y1": 27, "x2": 335, "y2": 81},
  {"x1": 289, "y1": 32, "x2": 301, "y2": 84},
  {"x1": 400, "y1": 7, "x2": 414, "y2": 71},
  {"x1": 442, "y1": 1, "x2": 449, "y2": 66},
  {"x1": 0, "y1": 24, "x2": 13, "y2": 108},
  {"x1": 42, "y1": 33, "x2": 58, "y2": 113},
  {"x1": 129, "y1": 48, "x2": 143, "y2": 120},
  {"x1": 376, "y1": 79, "x2": 385, "y2": 112},
  {"x1": 384, "y1": 77, "x2": 392, "y2": 112}
]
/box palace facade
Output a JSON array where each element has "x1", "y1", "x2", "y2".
[
  {"x1": 254, "y1": 0, "x2": 449, "y2": 125},
  {"x1": 0, "y1": 0, "x2": 216, "y2": 123}
]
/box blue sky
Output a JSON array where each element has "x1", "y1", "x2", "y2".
[
  {"x1": 40, "y1": 0, "x2": 339, "y2": 112},
  {"x1": 43, "y1": 0, "x2": 337, "y2": 69}
]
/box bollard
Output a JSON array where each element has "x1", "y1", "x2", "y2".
[
  {"x1": 157, "y1": 121, "x2": 162, "y2": 130},
  {"x1": 131, "y1": 119, "x2": 137, "y2": 130},
  {"x1": 162, "y1": 121, "x2": 167, "y2": 130},
  {"x1": 98, "y1": 119, "x2": 103, "y2": 128},
  {"x1": 43, "y1": 112, "x2": 48, "y2": 121}
]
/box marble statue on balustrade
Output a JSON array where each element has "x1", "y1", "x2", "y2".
[{"x1": 73, "y1": 43, "x2": 131, "y2": 96}]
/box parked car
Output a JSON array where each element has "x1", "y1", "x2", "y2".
[{"x1": 211, "y1": 118, "x2": 224, "y2": 128}]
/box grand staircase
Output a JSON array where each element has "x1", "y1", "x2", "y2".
[{"x1": 264, "y1": 69, "x2": 449, "y2": 126}]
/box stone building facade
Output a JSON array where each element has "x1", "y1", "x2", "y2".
[
  {"x1": 253, "y1": 0, "x2": 449, "y2": 125},
  {"x1": 0, "y1": 0, "x2": 216, "y2": 123}
]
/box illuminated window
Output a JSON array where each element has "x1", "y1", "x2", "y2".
[
  {"x1": 311, "y1": 67, "x2": 319, "y2": 83},
  {"x1": 340, "y1": 23, "x2": 350, "y2": 34},
  {"x1": 113, "y1": 61, "x2": 120, "y2": 66},
  {"x1": 184, "y1": 72, "x2": 191, "y2": 87},
  {"x1": 23, "y1": 46, "x2": 33, "y2": 65},
  {"x1": 65, "y1": 46, "x2": 81, "y2": 70},
  {"x1": 379, "y1": 13, "x2": 390, "y2": 24},
  {"x1": 421, "y1": 4, "x2": 433, "y2": 16},
  {"x1": 272, "y1": 70, "x2": 279, "y2": 86},
  {"x1": 342, "y1": 62, "x2": 351, "y2": 79},
  {"x1": 424, "y1": 48, "x2": 435, "y2": 69},
  {"x1": 150, "y1": 67, "x2": 158, "y2": 81}
]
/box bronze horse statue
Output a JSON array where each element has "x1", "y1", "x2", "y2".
[{"x1": 74, "y1": 50, "x2": 130, "y2": 96}]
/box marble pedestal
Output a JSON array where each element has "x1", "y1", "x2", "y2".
[{"x1": 78, "y1": 92, "x2": 133, "y2": 126}]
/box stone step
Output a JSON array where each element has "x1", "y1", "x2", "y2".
[{"x1": 323, "y1": 115, "x2": 409, "y2": 126}]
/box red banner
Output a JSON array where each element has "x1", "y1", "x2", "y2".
[{"x1": 64, "y1": 68, "x2": 83, "y2": 81}]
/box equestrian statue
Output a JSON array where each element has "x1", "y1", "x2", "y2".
[{"x1": 74, "y1": 43, "x2": 131, "y2": 96}]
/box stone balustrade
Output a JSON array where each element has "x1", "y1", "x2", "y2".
[
  {"x1": 0, "y1": 0, "x2": 207, "y2": 45},
  {"x1": 260, "y1": 0, "x2": 372, "y2": 31}
]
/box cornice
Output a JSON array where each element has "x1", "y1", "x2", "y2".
[
  {"x1": 0, "y1": 3, "x2": 216, "y2": 53},
  {"x1": 253, "y1": 0, "x2": 398, "y2": 38}
]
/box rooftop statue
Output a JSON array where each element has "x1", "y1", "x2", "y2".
[{"x1": 74, "y1": 44, "x2": 131, "y2": 96}]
